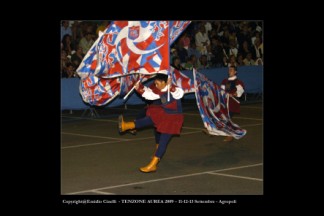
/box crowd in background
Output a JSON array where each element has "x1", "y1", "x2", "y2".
[{"x1": 61, "y1": 20, "x2": 263, "y2": 78}]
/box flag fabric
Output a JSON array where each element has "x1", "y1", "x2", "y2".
[
  {"x1": 76, "y1": 34, "x2": 101, "y2": 79},
  {"x1": 76, "y1": 21, "x2": 191, "y2": 106},
  {"x1": 169, "y1": 21, "x2": 191, "y2": 44},
  {"x1": 170, "y1": 66, "x2": 194, "y2": 94},
  {"x1": 79, "y1": 74, "x2": 120, "y2": 106},
  {"x1": 193, "y1": 69, "x2": 247, "y2": 139},
  {"x1": 118, "y1": 74, "x2": 151, "y2": 98},
  {"x1": 118, "y1": 74, "x2": 140, "y2": 98},
  {"x1": 94, "y1": 21, "x2": 170, "y2": 77}
]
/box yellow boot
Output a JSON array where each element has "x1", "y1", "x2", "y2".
[
  {"x1": 118, "y1": 115, "x2": 135, "y2": 133},
  {"x1": 140, "y1": 156, "x2": 160, "y2": 173}
]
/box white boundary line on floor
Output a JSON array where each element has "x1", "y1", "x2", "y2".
[
  {"x1": 207, "y1": 172, "x2": 263, "y2": 181},
  {"x1": 62, "y1": 115, "x2": 263, "y2": 122},
  {"x1": 62, "y1": 116, "x2": 118, "y2": 123},
  {"x1": 61, "y1": 131, "x2": 203, "y2": 150},
  {"x1": 90, "y1": 190, "x2": 115, "y2": 195},
  {"x1": 66, "y1": 163, "x2": 262, "y2": 195},
  {"x1": 61, "y1": 140, "x2": 127, "y2": 149},
  {"x1": 61, "y1": 123, "x2": 263, "y2": 149},
  {"x1": 61, "y1": 132, "x2": 130, "y2": 141}
]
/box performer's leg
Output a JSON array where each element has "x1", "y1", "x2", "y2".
[
  {"x1": 136, "y1": 107, "x2": 147, "y2": 120},
  {"x1": 129, "y1": 108, "x2": 148, "y2": 135},
  {"x1": 134, "y1": 116, "x2": 154, "y2": 129},
  {"x1": 155, "y1": 133, "x2": 172, "y2": 159},
  {"x1": 139, "y1": 133, "x2": 172, "y2": 173},
  {"x1": 151, "y1": 130, "x2": 161, "y2": 158},
  {"x1": 119, "y1": 115, "x2": 153, "y2": 133}
]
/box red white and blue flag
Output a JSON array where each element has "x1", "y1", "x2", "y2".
[
  {"x1": 193, "y1": 69, "x2": 247, "y2": 139},
  {"x1": 79, "y1": 74, "x2": 120, "y2": 106},
  {"x1": 94, "y1": 21, "x2": 170, "y2": 77},
  {"x1": 76, "y1": 21, "x2": 191, "y2": 106},
  {"x1": 170, "y1": 66, "x2": 195, "y2": 94},
  {"x1": 76, "y1": 36, "x2": 100, "y2": 79},
  {"x1": 169, "y1": 21, "x2": 191, "y2": 44}
]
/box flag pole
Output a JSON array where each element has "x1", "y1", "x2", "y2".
[
  {"x1": 167, "y1": 23, "x2": 170, "y2": 102},
  {"x1": 167, "y1": 75, "x2": 170, "y2": 102},
  {"x1": 219, "y1": 88, "x2": 240, "y2": 104},
  {"x1": 123, "y1": 78, "x2": 142, "y2": 100}
]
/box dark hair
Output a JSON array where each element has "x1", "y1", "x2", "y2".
[
  {"x1": 229, "y1": 65, "x2": 237, "y2": 72},
  {"x1": 155, "y1": 73, "x2": 168, "y2": 82}
]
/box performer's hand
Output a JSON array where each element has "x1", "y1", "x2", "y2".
[
  {"x1": 134, "y1": 81, "x2": 140, "y2": 90},
  {"x1": 167, "y1": 77, "x2": 172, "y2": 86}
]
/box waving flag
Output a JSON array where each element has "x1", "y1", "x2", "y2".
[
  {"x1": 169, "y1": 21, "x2": 191, "y2": 43},
  {"x1": 170, "y1": 66, "x2": 194, "y2": 94},
  {"x1": 76, "y1": 20, "x2": 191, "y2": 106},
  {"x1": 79, "y1": 74, "x2": 120, "y2": 106},
  {"x1": 193, "y1": 69, "x2": 247, "y2": 139},
  {"x1": 76, "y1": 33, "x2": 101, "y2": 79},
  {"x1": 94, "y1": 21, "x2": 170, "y2": 77}
]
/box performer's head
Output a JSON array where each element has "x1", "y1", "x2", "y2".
[
  {"x1": 228, "y1": 65, "x2": 237, "y2": 77},
  {"x1": 154, "y1": 73, "x2": 168, "y2": 90}
]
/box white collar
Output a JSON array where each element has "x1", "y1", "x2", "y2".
[
  {"x1": 161, "y1": 85, "x2": 168, "y2": 92},
  {"x1": 228, "y1": 75, "x2": 237, "y2": 80}
]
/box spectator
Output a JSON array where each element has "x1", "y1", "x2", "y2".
[
  {"x1": 195, "y1": 25, "x2": 210, "y2": 55},
  {"x1": 61, "y1": 20, "x2": 72, "y2": 41},
  {"x1": 79, "y1": 32, "x2": 94, "y2": 55},
  {"x1": 71, "y1": 46, "x2": 85, "y2": 69}
]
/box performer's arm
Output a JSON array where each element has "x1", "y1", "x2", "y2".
[
  {"x1": 170, "y1": 84, "x2": 184, "y2": 99},
  {"x1": 135, "y1": 82, "x2": 160, "y2": 100},
  {"x1": 221, "y1": 79, "x2": 226, "y2": 91},
  {"x1": 235, "y1": 84, "x2": 244, "y2": 97}
]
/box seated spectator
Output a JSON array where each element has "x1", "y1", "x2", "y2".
[
  {"x1": 197, "y1": 55, "x2": 211, "y2": 70},
  {"x1": 61, "y1": 20, "x2": 72, "y2": 41},
  {"x1": 228, "y1": 39, "x2": 238, "y2": 58},
  {"x1": 183, "y1": 55, "x2": 198, "y2": 70},
  {"x1": 210, "y1": 37, "x2": 225, "y2": 68},
  {"x1": 187, "y1": 42, "x2": 201, "y2": 60},
  {"x1": 61, "y1": 50, "x2": 70, "y2": 73},
  {"x1": 237, "y1": 54, "x2": 244, "y2": 66},
  {"x1": 62, "y1": 62, "x2": 75, "y2": 78},
  {"x1": 176, "y1": 41, "x2": 188, "y2": 64},
  {"x1": 62, "y1": 34, "x2": 73, "y2": 56},
  {"x1": 226, "y1": 54, "x2": 237, "y2": 67},
  {"x1": 254, "y1": 58, "x2": 263, "y2": 65},
  {"x1": 179, "y1": 32, "x2": 191, "y2": 50},
  {"x1": 195, "y1": 25, "x2": 210, "y2": 55},
  {"x1": 239, "y1": 40, "x2": 253, "y2": 59},
  {"x1": 252, "y1": 37, "x2": 263, "y2": 60},
  {"x1": 171, "y1": 56, "x2": 186, "y2": 71},
  {"x1": 79, "y1": 32, "x2": 94, "y2": 55},
  {"x1": 243, "y1": 52, "x2": 255, "y2": 66},
  {"x1": 71, "y1": 46, "x2": 84, "y2": 69}
]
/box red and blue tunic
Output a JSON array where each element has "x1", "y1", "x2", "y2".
[
  {"x1": 136, "y1": 83, "x2": 184, "y2": 135},
  {"x1": 221, "y1": 76, "x2": 245, "y2": 114}
]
